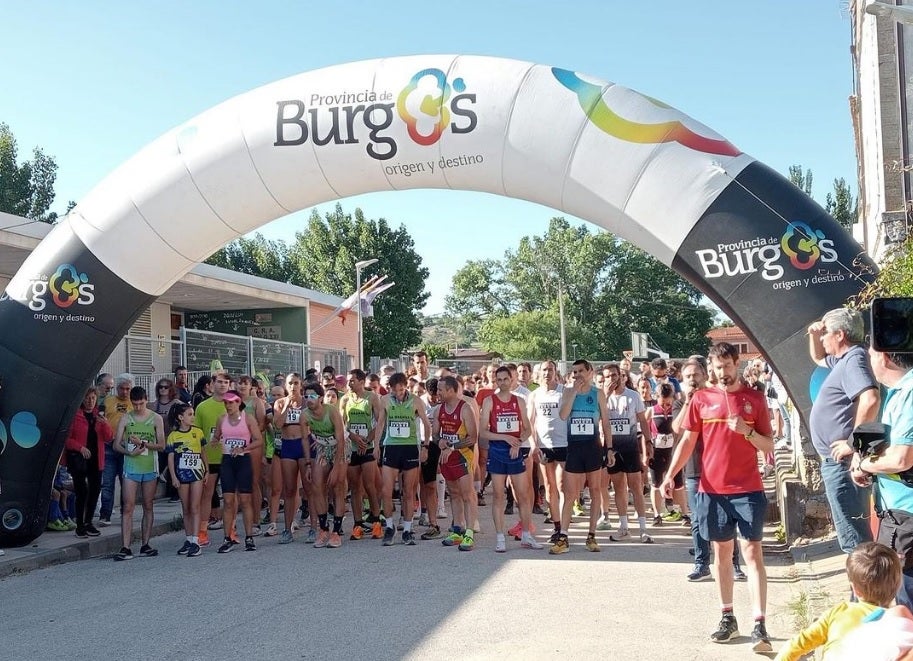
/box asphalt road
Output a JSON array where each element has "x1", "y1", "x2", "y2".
[{"x1": 0, "y1": 509, "x2": 800, "y2": 661}]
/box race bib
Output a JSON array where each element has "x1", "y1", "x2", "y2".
[
  {"x1": 441, "y1": 432, "x2": 459, "y2": 447},
  {"x1": 178, "y1": 453, "x2": 202, "y2": 470},
  {"x1": 125, "y1": 439, "x2": 148, "y2": 455},
  {"x1": 610, "y1": 420, "x2": 632, "y2": 436},
  {"x1": 570, "y1": 417, "x2": 595, "y2": 436},
  {"x1": 314, "y1": 434, "x2": 336, "y2": 447},
  {"x1": 273, "y1": 438, "x2": 283, "y2": 451},
  {"x1": 286, "y1": 409, "x2": 301, "y2": 424},
  {"x1": 496, "y1": 414, "x2": 518, "y2": 434},
  {"x1": 389, "y1": 421, "x2": 410, "y2": 439},
  {"x1": 349, "y1": 423, "x2": 369, "y2": 437},
  {"x1": 654, "y1": 433, "x2": 675, "y2": 449},
  {"x1": 223, "y1": 438, "x2": 247, "y2": 453},
  {"x1": 538, "y1": 403, "x2": 557, "y2": 417}
]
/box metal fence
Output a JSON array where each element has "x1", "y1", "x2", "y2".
[{"x1": 99, "y1": 328, "x2": 350, "y2": 392}]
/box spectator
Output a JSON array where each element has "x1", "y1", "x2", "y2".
[
  {"x1": 191, "y1": 375, "x2": 212, "y2": 409},
  {"x1": 65, "y1": 386, "x2": 113, "y2": 537}
]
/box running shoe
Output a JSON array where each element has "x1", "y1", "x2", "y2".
[
  {"x1": 218, "y1": 538, "x2": 234, "y2": 554},
  {"x1": 572, "y1": 501, "x2": 585, "y2": 517},
  {"x1": 477, "y1": 491, "x2": 486, "y2": 506},
  {"x1": 46, "y1": 519, "x2": 69, "y2": 532},
  {"x1": 504, "y1": 503, "x2": 514, "y2": 516},
  {"x1": 279, "y1": 529, "x2": 293, "y2": 544},
  {"x1": 687, "y1": 565, "x2": 711, "y2": 582},
  {"x1": 371, "y1": 522, "x2": 383, "y2": 539},
  {"x1": 418, "y1": 513, "x2": 430, "y2": 527},
  {"x1": 458, "y1": 532, "x2": 475, "y2": 551},
  {"x1": 681, "y1": 515, "x2": 691, "y2": 527},
  {"x1": 508, "y1": 521, "x2": 523, "y2": 540},
  {"x1": 350, "y1": 526, "x2": 364, "y2": 541},
  {"x1": 64, "y1": 518, "x2": 78, "y2": 531},
  {"x1": 250, "y1": 526, "x2": 262, "y2": 537},
  {"x1": 596, "y1": 517, "x2": 613, "y2": 531},
  {"x1": 494, "y1": 537, "x2": 507, "y2": 553},
  {"x1": 244, "y1": 536, "x2": 256, "y2": 552},
  {"x1": 548, "y1": 531, "x2": 561, "y2": 544},
  {"x1": 264, "y1": 523, "x2": 278, "y2": 537},
  {"x1": 98, "y1": 517, "x2": 111, "y2": 527},
  {"x1": 402, "y1": 530, "x2": 416, "y2": 546},
  {"x1": 382, "y1": 527, "x2": 395, "y2": 546},
  {"x1": 662, "y1": 510, "x2": 683, "y2": 523},
  {"x1": 653, "y1": 515, "x2": 663, "y2": 527},
  {"x1": 543, "y1": 514, "x2": 553, "y2": 525},
  {"x1": 549, "y1": 535, "x2": 569, "y2": 555},
  {"x1": 187, "y1": 543, "x2": 202, "y2": 557},
  {"x1": 328, "y1": 532, "x2": 342, "y2": 548},
  {"x1": 290, "y1": 520, "x2": 302, "y2": 533},
  {"x1": 436, "y1": 509, "x2": 448, "y2": 520},
  {"x1": 207, "y1": 518, "x2": 223, "y2": 530},
  {"x1": 75, "y1": 527, "x2": 88, "y2": 538},
  {"x1": 177, "y1": 540, "x2": 192, "y2": 555},
  {"x1": 734, "y1": 565, "x2": 748, "y2": 582},
  {"x1": 710, "y1": 613, "x2": 739, "y2": 643},
  {"x1": 305, "y1": 528, "x2": 317, "y2": 544},
  {"x1": 139, "y1": 544, "x2": 158, "y2": 557},
  {"x1": 198, "y1": 531, "x2": 210, "y2": 547},
  {"x1": 260, "y1": 511, "x2": 271, "y2": 525},
  {"x1": 640, "y1": 532, "x2": 654, "y2": 544},
  {"x1": 314, "y1": 529, "x2": 330, "y2": 548},
  {"x1": 114, "y1": 546, "x2": 133, "y2": 561},
  {"x1": 85, "y1": 524, "x2": 101, "y2": 537},
  {"x1": 750, "y1": 621, "x2": 772, "y2": 653},
  {"x1": 520, "y1": 536, "x2": 544, "y2": 550},
  {"x1": 609, "y1": 527, "x2": 630, "y2": 542},
  {"x1": 420, "y1": 525, "x2": 441, "y2": 540},
  {"x1": 585, "y1": 534, "x2": 600, "y2": 553},
  {"x1": 442, "y1": 529, "x2": 463, "y2": 546}
]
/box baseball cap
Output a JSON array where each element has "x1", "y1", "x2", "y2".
[{"x1": 223, "y1": 390, "x2": 242, "y2": 404}]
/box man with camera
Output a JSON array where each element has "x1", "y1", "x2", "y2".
[
  {"x1": 808, "y1": 308, "x2": 880, "y2": 554},
  {"x1": 851, "y1": 342, "x2": 913, "y2": 607}
]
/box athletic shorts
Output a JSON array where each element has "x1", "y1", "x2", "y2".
[
  {"x1": 208, "y1": 463, "x2": 221, "y2": 477},
  {"x1": 174, "y1": 468, "x2": 203, "y2": 484},
  {"x1": 606, "y1": 443, "x2": 642, "y2": 475},
  {"x1": 124, "y1": 471, "x2": 157, "y2": 483},
  {"x1": 421, "y1": 443, "x2": 442, "y2": 484},
  {"x1": 648, "y1": 447, "x2": 683, "y2": 489},
  {"x1": 440, "y1": 446, "x2": 474, "y2": 482},
  {"x1": 540, "y1": 446, "x2": 568, "y2": 464},
  {"x1": 383, "y1": 445, "x2": 420, "y2": 472},
  {"x1": 220, "y1": 455, "x2": 254, "y2": 494},
  {"x1": 486, "y1": 441, "x2": 525, "y2": 476},
  {"x1": 349, "y1": 449, "x2": 376, "y2": 466},
  {"x1": 565, "y1": 440, "x2": 603, "y2": 474},
  {"x1": 280, "y1": 438, "x2": 305, "y2": 461},
  {"x1": 694, "y1": 491, "x2": 767, "y2": 542}
]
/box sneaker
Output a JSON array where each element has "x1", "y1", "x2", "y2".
[
  {"x1": 710, "y1": 614, "x2": 739, "y2": 643},
  {"x1": 640, "y1": 532, "x2": 654, "y2": 544},
  {"x1": 508, "y1": 521, "x2": 523, "y2": 540},
  {"x1": 402, "y1": 530, "x2": 416, "y2": 546},
  {"x1": 477, "y1": 491, "x2": 486, "y2": 506},
  {"x1": 264, "y1": 523, "x2": 278, "y2": 537},
  {"x1": 198, "y1": 531, "x2": 210, "y2": 547},
  {"x1": 609, "y1": 527, "x2": 630, "y2": 542},
  {"x1": 187, "y1": 543, "x2": 202, "y2": 557},
  {"x1": 549, "y1": 534, "x2": 569, "y2": 555},
  {"x1": 458, "y1": 532, "x2": 475, "y2": 551},
  {"x1": 314, "y1": 529, "x2": 330, "y2": 548},
  {"x1": 418, "y1": 513, "x2": 430, "y2": 527},
  {"x1": 420, "y1": 525, "x2": 441, "y2": 540},
  {"x1": 328, "y1": 532, "x2": 342, "y2": 548},
  {"x1": 382, "y1": 527, "x2": 395, "y2": 546},
  {"x1": 245, "y1": 536, "x2": 256, "y2": 552},
  {"x1": 548, "y1": 531, "x2": 561, "y2": 544},
  {"x1": 218, "y1": 538, "x2": 234, "y2": 554},
  {"x1": 750, "y1": 621, "x2": 772, "y2": 653},
  {"x1": 687, "y1": 564, "x2": 712, "y2": 582},
  {"x1": 371, "y1": 522, "x2": 383, "y2": 539},
  {"x1": 494, "y1": 537, "x2": 507, "y2": 553},
  {"x1": 572, "y1": 501, "x2": 585, "y2": 517},
  {"x1": 305, "y1": 528, "x2": 317, "y2": 544},
  {"x1": 436, "y1": 509, "x2": 448, "y2": 520},
  {"x1": 114, "y1": 546, "x2": 133, "y2": 561},
  {"x1": 520, "y1": 536, "x2": 544, "y2": 550},
  {"x1": 290, "y1": 520, "x2": 302, "y2": 533},
  {"x1": 85, "y1": 524, "x2": 101, "y2": 537},
  {"x1": 596, "y1": 517, "x2": 613, "y2": 531},
  {"x1": 504, "y1": 503, "x2": 514, "y2": 516},
  {"x1": 64, "y1": 518, "x2": 78, "y2": 530},
  {"x1": 734, "y1": 565, "x2": 748, "y2": 582},
  {"x1": 98, "y1": 517, "x2": 111, "y2": 527},
  {"x1": 681, "y1": 515, "x2": 691, "y2": 526},
  {"x1": 350, "y1": 526, "x2": 364, "y2": 541},
  {"x1": 207, "y1": 518, "x2": 223, "y2": 530},
  {"x1": 653, "y1": 515, "x2": 663, "y2": 527},
  {"x1": 250, "y1": 526, "x2": 262, "y2": 537},
  {"x1": 442, "y1": 528, "x2": 463, "y2": 546},
  {"x1": 543, "y1": 514, "x2": 553, "y2": 525},
  {"x1": 177, "y1": 540, "x2": 192, "y2": 555},
  {"x1": 662, "y1": 510, "x2": 683, "y2": 522},
  {"x1": 279, "y1": 529, "x2": 293, "y2": 544},
  {"x1": 585, "y1": 534, "x2": 601, "y2": 552},
  {"x1": 260, "y1": 512, "x2": 271, "y2": 525},
  {"x1": 139, "y1": 544, "x2": 158, "y2": 557},
  {"x1": 75, "y1": 527, "x2": 88, "y2": 538},
  {"x1": 46, "y1": 519, "x2": 69, "y2": 532}
]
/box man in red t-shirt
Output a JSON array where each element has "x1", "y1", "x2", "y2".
[{"x1": 661, "y1": 342, "x2": 774, "y2": 653}]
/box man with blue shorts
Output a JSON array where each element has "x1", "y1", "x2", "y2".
[{"x1": 662, "y1": 342, "x2": 775, "y2": 653}]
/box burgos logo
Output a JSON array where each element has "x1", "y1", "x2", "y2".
[
  {"x1": 1, "y1": 263, "x2": 95, "y2": 312},
  {"x1": 695, "y1": 222, "x2": 838, "y2": 282},
  {"x1": 274, "y1": 68, "x2": 478, "y2": 161}
]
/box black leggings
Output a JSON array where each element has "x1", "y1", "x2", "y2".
[{"x1": 71, "y1": 461, "x2": 102, "y2": 528}]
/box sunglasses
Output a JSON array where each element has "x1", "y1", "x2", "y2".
[
  {"x1": 157, "y1": 384, "x2": 168, "y2": 390},
  {"x1": 306, "y1": 393, "x2": 320, "y2": 401}
]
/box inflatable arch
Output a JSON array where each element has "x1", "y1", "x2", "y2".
[{"x1": 0, "y1": 55, "x2": 873, "y2": 546}]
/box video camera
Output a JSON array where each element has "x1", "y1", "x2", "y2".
[
  {"x1": 871, "y1": 297, "x2": 913, "y2": 353},
  {"x1": 852, "y1": 421, "x2": 913, "y2": 487}
]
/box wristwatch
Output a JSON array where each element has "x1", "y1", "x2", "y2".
[{"x1": 744, "y1": 429, "x2": 755, "y2": 440}]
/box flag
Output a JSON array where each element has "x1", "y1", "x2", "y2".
[{"x1": 309, "y1": 274, "x2": 395, "y2": 335}]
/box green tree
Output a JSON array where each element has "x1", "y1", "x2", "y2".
[
  {"x1": 0, "y1": 122, "x2": 60, "y2": 222},
  {"x1": 419, "y1": 342, "x2": 450, "y2": 365},
  {"x1": 788, "y1": 164, "x2": 813, "y2": 197},
  {"x1": 477, "y1": 309, "x2": 599, "y2": 360},
  {"x1": 444, "y1": 259, "x2": 511, "y2": 321},
  {"x1": 206, "y1": 233, "x2": 298, "y2": 283},
  {"x1": 825, "y1": 177, "x2": 857, "y2": 231}
]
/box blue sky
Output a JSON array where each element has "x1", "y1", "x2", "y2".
[{"x1": 2, "y1": 2, "x2": 856, "y2": 313}]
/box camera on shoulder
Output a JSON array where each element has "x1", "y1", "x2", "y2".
[{"x1": 871, "y1": 297, "x2": 913, "y2": 353}]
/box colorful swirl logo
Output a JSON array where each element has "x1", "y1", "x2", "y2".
[
  {"x1": 48, "y1": 263, "x2": 89, "y2": 308},
  {"x1": 551, "y1": 68, "x2": 741, "y2": 157},
  {"x1": 780, "y1": 222, "x2": 826, "y2": 270},
  {"x1": 396, "y1": 68, "x2": 465, "y2": 146}
]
